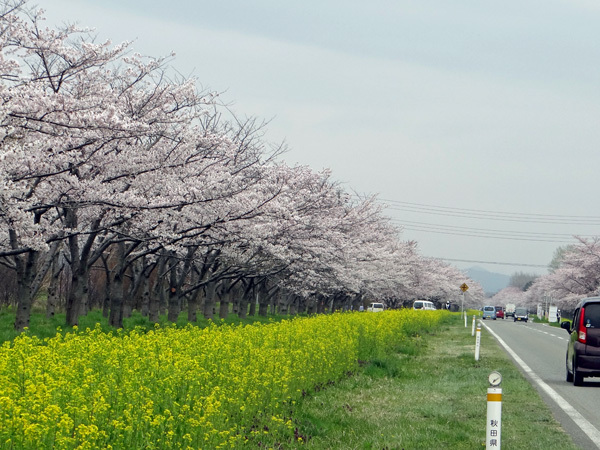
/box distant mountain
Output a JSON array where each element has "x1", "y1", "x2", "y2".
[{"x1": 465, "y1": 267, "x2": 510, "y2": 296}]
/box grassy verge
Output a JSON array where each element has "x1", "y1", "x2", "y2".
[{"x1": 284, "y1": 314, "x2": 579, "y2": 449}]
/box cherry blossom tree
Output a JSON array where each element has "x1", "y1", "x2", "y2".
[
  {"x1": 527, "y1": 237, "x2": 600, "y2": 311},
  {"x1": 0, "y1": 2, "x2": 227, "y2": 328}
]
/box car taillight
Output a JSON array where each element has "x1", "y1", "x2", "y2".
[{"x1": 578, "y1": 307, "x2": 587, "y2": 344}]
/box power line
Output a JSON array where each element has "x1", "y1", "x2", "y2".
[
  {"x1": 437, "y1": 257, "x2": 549, "y2": 269},
  {"x1": 380, "y1": 198, "x2": 600, "y2": 220},
  {"x1": 397, "y1": 225, "x2": 574, "y2": 243},
  {"x1": 367, "y1": 196, "x2": 592, "y2": 266},
  {"x1": 390, "y1": 219, "x2": 595, "y2": 243},
  {"x1": 394, "y1": 219, "x2": 587, "y2": 238},
  {"x1": 380, "y1": 199, "x2": 600, "y2": 225}
]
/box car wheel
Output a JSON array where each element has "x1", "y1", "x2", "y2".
[
  {"x1": 566, "y1": 356, "x2": 573, "y2": 382},
  {"x1": 573, "y1": 359, "x2": 584, "y2": 386}
]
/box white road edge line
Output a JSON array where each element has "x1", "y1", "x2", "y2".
[{"x1": 481, "y1": 322, "x2": 600, "y2": 449}]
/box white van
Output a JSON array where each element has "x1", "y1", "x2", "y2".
[
  {"x1": 367, "y1": 302, "x2": 385, "y2": 312},
  {"x1": 413, "y1": 300, "x2": 436, "y2": 310},
  {"x1": 505, "y1": 303, "x2": 516, "y2": 318}
]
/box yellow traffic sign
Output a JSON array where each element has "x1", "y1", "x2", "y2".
[{"x1": 460, "y1": 283, "x2": 469, "y2": 292}]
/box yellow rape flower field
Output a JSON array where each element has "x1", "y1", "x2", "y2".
[{"x1": 0, "y1": 309, "x2": 445, "y2": 449}]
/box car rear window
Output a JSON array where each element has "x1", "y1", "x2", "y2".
[
  {"x1": 484, "y1": 306, "x2": 494, "y2": 311},
  {"x1": 584, "y1": 304, "x2": 600, "y2": 328}
]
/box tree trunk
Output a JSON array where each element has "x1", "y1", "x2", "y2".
[
  {"x1": 46, "y1": 271, "x2": 59, "y2": 318},
  {"x1": 316, "y1": 295, "x2": 326, "y2": 314},
  {"x1": 248, "y1": 286, "x2": 257, "y2": 317},
  {"x1": 65, "y1": 210, "x2": 98, "y2": 327},
  {"x1": 167, "y1": 246, "x2": 197, "y2": 322},
  {"x1": 149, "y1": 256, "x2": 166, "y2": 323},
  {"x1": 351, "y1": 294, "x2": 363, "y2": 312},
  {"x1": 219, "y1": 280, "x2": 231, "y2": 319},
  {"x1": 270, "y1": 291, "x2": 279, "y2": 315},
  {"x1": 78, "y1": 272, "x2": 90, "y2": 317},
  {"x1": 278, "y1": 293, "x2": 291, "y2": 315},
  {"x1": 231, "y1": 288, "x2": 240, "y2": 315},
  {"x1": 140, "y1": 269, "x2": 151, "y2": 317},
  {"x1": 46, "y1": 252, "x2": 66, "y2": 318},
  {"x1": 167, "y1": 256, "x2": 180, "y2": 323},
  {"x1": 297, "y1": 296, "x2": 307, "y2": 315},
  {"x1": 158, "y1": 279, "x2": 167, "y2": 316},
  {"x1": 238, "y1": 282, "x2": 253, "y2": 319},
  {"x1": 108, "y1": 241, "x2": 126, "y2": 329},
  {"x1": 14, "y1": 250, "x2": 38, "y2": 331},
  {"x1": 289, "y1": 295, "x2": 298, "y2": 315},
  {"x1": 126, "y1": 257, "x2": 145, "y2": 316},
  {"x1": 12, "y1": 232, "x2": 61, "y2": 330},
  {"x1": 218, "y1": 293, "x2": 229, "y2": 319},
  {"x1": 100, "y1": 253, "x2": 111, "y2": 318},
  {"x1": 108, "y1": 270, "x2": 124, "y2": 328},
  {"x1": 66, "y1": 272, "x2": 82, "y2": 326},
  {"x1": 238, "y1": 297, "x2": 248, "y2": 319},
  {"x1": 258, "y1": 284, "x2": 269, "y2": 317},
  {"x1": 187, "y1": 287, "x2": 202, "y2": 323},
  {"x1": 203, "y1": 281, "x2": 218, "y2": 320}
]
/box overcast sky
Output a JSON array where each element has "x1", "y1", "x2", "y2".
[{"x1": 36, "y1": 0, "x2": 600, "y2": 276}]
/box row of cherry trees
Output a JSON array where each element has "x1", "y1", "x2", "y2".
[
  {"x1": 526, "y1": 237, "x2": 600, "y2": 311},
  {"x1": 0, "y1": 1, "x2": 484, "y2": 331},
  {"x1": 490, "y1": 237, "x2": 600, "y2": 312}
]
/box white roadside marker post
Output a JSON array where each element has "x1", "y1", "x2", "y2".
[
  {"x1": 475, "y1": 322, "x2": 481, "y2": 361},
  {"x1": 472, "y1": 315, "x2": 476, "y2": 336},
  {"x1": 486, "y1": 371, "x2": 503, "y2": 449}
]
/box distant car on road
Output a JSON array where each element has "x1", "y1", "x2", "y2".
[
  {"x1": 505, "y1": 303, "x2": 516, "y2": 318},
  {"x1": 561, "y1": 297, "x2": 600, "y2": 386},
  {"x1": 413, "y1": 300, "x2": 436, "y2": 310},
  {"x1": 482, "y1": 306, "x2": 496, "y2": 320},
  {"x1": 495, "y1": 306, "x2": 504, "y2": 319},
  {"x1": 514, "y1": 307, "x2": 528, "y2": 322},
  {"x1": 367, "y1": 302, "x2": 385, "y2": 312}
]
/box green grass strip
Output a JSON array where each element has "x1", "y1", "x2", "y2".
[{"x1": 284, "y1": 315, "x2": 579, "y2": 449}]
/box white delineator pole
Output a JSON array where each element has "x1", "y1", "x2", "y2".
[
  {"x1": 475, "y1": 322, "x2": 481, "y2": 361},
  {"x1": 472, "y1": 315, "x2": 476, "y2": 336},
  {"x1": 486, "y1": 387, "x2": 502, "y2": 449}
]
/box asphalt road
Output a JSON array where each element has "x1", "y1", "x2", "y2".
[{"x1": 481, "y1": 318, "x2": 600, "y2": 450}]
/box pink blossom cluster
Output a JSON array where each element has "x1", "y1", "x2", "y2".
[{"x1": 525, "y1": 237, "x2": 600, "y2": 310}]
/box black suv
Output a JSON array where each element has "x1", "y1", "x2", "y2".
[{"x1": 561, "y1": 297, "x2": 600, "y2": 386}]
